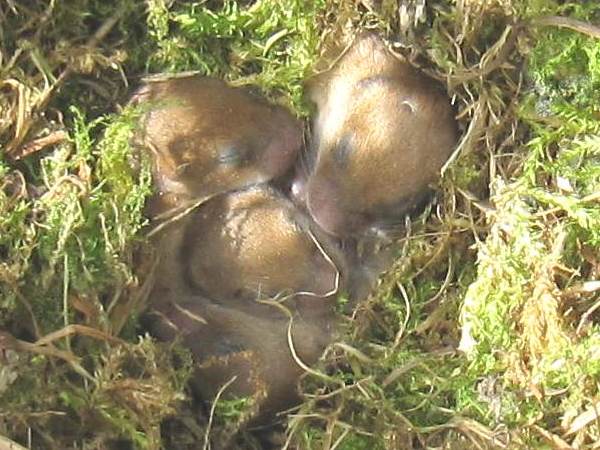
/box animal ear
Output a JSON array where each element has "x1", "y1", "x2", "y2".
[
  {"x1": 399, "y1": 98, "x2": 417, "y2": 115},
  {"x1": 304, "y1": 72, "x2": 330, "y2": 107}
]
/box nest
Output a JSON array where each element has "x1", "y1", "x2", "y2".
[{"x1": 1, "y1": 1, "x2": 599, "y2": 449}]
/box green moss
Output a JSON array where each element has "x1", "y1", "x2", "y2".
[
  {"x1": 457, "y1": 11, "x2": 600, "y2": 439},
  {"x1": 145, "y1": 0, "x2": 325, "y2": 113},
  {"x1": 526, "y1": 4, "x2": 600, "y2": 113},
  {"x1": 3, "y1": 107, "x2": 150, "y2": 332},
  {"x1": 0, "y1": 100, "x2": 173, "y2": 447},
  {"x1": 2, "y1": 0, "x2": 600, "y2": 448},
  {"x1": 214, "y1": 396, "x2": 256, "y2": 423}
]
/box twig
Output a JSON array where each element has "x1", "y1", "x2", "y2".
[
  {"x1": 203, "y1": 376, "x2": 238, "y2": 450},
  {"x1": 34, "y1": 324, "x2": 125, "y2": 347},
  {"x1": 11, "y1": 130, "x2": 68, "y2": 160},
  {"x1": 532, "y1": 16, "x2": 600, "y2": 39},
  {"x1": 286, "y1": 317, "x2": 338, "y2": 383},
  {"x1": 0, "y1": 331, "x2": 94, "y2": 381}
]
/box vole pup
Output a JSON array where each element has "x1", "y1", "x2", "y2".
[
  {"x1": 294, "y1": 34, "x2": 458, "y2": 237},
  {"x1": 131, "y1": 76, "x2": 302, "y2": 217},
  {"x1": 181, "y1": 185, "x2": 342, "y2": 317},
  {"x1": 147, "y1": 297, "x2": 329, "y2": 424},
  {"x1": 145, "y1": 185, "x2": 344, "y2": 423}
]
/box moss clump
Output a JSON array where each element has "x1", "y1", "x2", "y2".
[
  {"x1": 1, "y1": 105, "x2": 151, "y2": 330},
  {"x1": 458, "y1": 5, "x2": 600, "y2": 446},
  {"x1": 145, "y1": 0, "x2": 326, "y2": 113},
  {"x1": 0, "y1": 100, "x2": 193, "y2": 447}
]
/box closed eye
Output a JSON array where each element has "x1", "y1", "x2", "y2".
[
  {"x1": 217, "y1": 145, "x2": 245, "y2": 167},
  {"x1": 332, "y1": 133, "x2": 354, "y2": 169}
]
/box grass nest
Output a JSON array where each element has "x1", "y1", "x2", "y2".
[{"x1": 1, "y1": 0, "x2": 599, "y2": 449}]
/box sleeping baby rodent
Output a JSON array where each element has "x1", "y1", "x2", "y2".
[
  {"x1": 130, "y1": 75, "x2": 302, "y2": 217},
  {"x1": 149, "y1": 185, "x2": 344, "y2": 315},
  {"x1": 181, "y1": 185, "x2": 343, "y2": 316},
  {"x1": 145, "y1": 185, "x2": 345, "y2": 424},
  {"x1": 147, "y1": 297, "x2": 331, "y2": 428},
  {"x1": 293, "y1": 34, "x2": 458, "y2": 237}
]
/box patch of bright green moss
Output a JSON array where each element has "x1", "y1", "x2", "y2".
[{"x1": 145, "y1": 0, "x2": 326, "y2": 113}]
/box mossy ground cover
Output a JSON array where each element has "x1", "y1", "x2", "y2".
[{"x1": 0, "y1": 1, "x2": 599, "y2": 449}]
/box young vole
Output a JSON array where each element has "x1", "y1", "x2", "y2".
[
  {"x1": 131, "y1": 75, "x2": 302, "y2": 217},
  {"x1": 146, "y1": 297, "x2": 330, "y2": 425},
  {"x1": 294, "y1": 34, "x2": 458, "y2": 237},
  {"x1": 181, "y1": 185, "x2": 343, "y2": 316},
  {"x1": 145, "y1": 185, "x2": 344, "y2": 424},
  {"x1": 149, "y1": 185, "x2": 343, "y2": 313}
]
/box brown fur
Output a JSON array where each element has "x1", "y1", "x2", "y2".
[
  {"x1": 131, "y1": 76, "x2": 302, "y2": 217},
  {"x1": 145, "y1": 186, "x2": 344, "y2": 424},
  {"x1": 147, "y1": 298, "x2": 330, "y2": 422},
  {"x1": 182, "y1": 186, "x2": 342, "y2": 316},
  {"x1": 298, "y1": 34, "x2": 458, "y2": 236}
]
